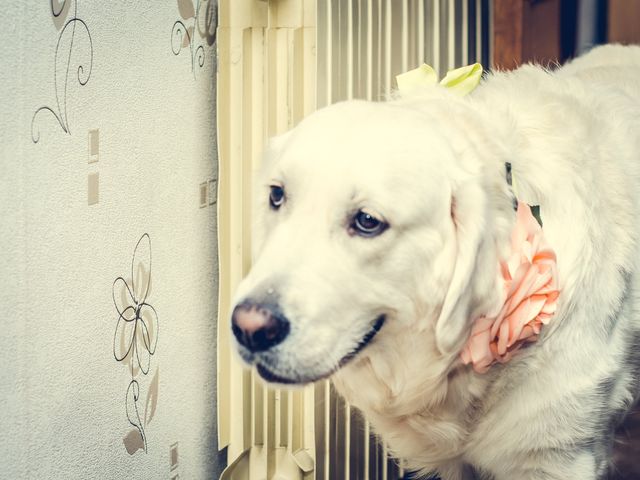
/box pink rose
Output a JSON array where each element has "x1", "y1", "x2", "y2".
[{"x1": 461, "y1": 202, "x2": 560, "y2": 373}]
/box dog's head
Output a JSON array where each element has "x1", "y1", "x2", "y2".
[{"x1": 231, "y1": 99, "x2": 513, "y2": 385}]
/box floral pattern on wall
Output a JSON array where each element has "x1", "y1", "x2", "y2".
[
  {"x1": 31, "y1": 0, "x2": 93, "y2": 143},
  {"x1": 171, "y1": 0, "x2": 217, "y2": 77},
  {"x1": 113, "y1": 234, "x2": 160, "y2": 454},
  {"x1": 21, "y1": 0, "x2": 220, "y2": 472}
]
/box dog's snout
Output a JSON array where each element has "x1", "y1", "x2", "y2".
[{"x1": 231, "y1": 301, "x2": 290, "y2": 352}]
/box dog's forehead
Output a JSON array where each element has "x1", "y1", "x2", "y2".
[{"x1": 277, "y1": 101, "x2": 453, "y2": 183}]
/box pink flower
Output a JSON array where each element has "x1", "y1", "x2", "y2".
[{"x1": 461, "y1": 202, "x2": 560, "y2": 373}]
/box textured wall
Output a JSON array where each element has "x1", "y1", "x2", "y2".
[{"x1": 1, "y1": 1, "x2": 224, "y2": 478}]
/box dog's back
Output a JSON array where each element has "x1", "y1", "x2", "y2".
[
  {"x1": 573, "y1": 46, "x2": 640, "y2": 480},
  {"x1": 558, "y1": 44, "x2": 640, "y2": 103},
  {"x1": 566, "y1": 43, "x2": 640, "y2": 480}
]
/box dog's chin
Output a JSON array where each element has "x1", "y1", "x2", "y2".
[
  {"x1": 255, "y1": 363, "x2": 305, "y2": 385},
  {"x1": 254, "y1": 314, "x2": 386, "y2": 385}
]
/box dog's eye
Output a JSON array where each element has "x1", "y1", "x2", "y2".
[
  {"x1": 352, "y1": 210, "x2": 387, "y2": 237},
  {"x1": 269, "y1": 185, "x2": 285, "y2": 209}
]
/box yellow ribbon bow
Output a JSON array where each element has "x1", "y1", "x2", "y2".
[{"x1": 396, "y1": 63, "x2": 483, "y2": 96}]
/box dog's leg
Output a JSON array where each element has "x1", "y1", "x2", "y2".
[
  {"x1": 437, "y1": 462, "x2": 479, "y2": 480},
  {"x1": 492, "y1": 449, "x2": 600, "y2": 480}
]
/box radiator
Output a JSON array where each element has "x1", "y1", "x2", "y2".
[{"x1": 217, "y1": 1, "x2": 491, "y2": 479}]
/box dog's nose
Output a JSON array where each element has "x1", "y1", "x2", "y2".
[{"x1": 231, "y1": 301, "x2": 290, "y2": 352}]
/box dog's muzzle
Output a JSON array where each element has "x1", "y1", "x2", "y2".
[{"x1": 255, "y1": 314, "x2": 386, "y2": 385}]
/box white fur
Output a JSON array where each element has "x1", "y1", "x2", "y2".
[{"x1": 232, "y1": 45, "x2": 640, "y2": 479}]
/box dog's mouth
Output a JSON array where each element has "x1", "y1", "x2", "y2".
[
  {"x1": 256, "y1": 363, "x2": 299, "y2": 385},
  {"x1": 338, "y1": 314, "x2": 386, "y2": 367},
  {"x1": 255, "y1": 314, "x2": 386, "y2": 385}
]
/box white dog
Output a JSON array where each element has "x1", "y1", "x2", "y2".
[{"x1": 230, "y1": 44, "x2": 640, "y2": 479}]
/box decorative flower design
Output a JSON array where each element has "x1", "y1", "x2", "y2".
[
  {"x1": 171, "y1": 0, "x2": 217, "y2": 77},
  {"x1": 461, "y1": 202, "x2": 560, "y2": 373},
  {"x1": 31, "y1": 0, "x2": 93, "y2": 143},
  {"x1": 113, "y1": 234, "x2": 159, "y2": 453}
]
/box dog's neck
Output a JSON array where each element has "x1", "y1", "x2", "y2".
[{"x1": 332, "y1": 323, "x2": 494, "y2": 472}]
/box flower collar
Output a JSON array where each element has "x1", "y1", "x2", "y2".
[{"x1": 460, "y1": 197, "x2": 560, "y2": 373}]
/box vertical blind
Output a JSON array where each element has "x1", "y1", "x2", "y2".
[{"x1": 217, "y1": 1, "x2": 491, "y2": 478}]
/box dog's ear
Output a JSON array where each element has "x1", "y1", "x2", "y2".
[{"x1": 435, "y1": 182, "x2": 487, "y2": 355}]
